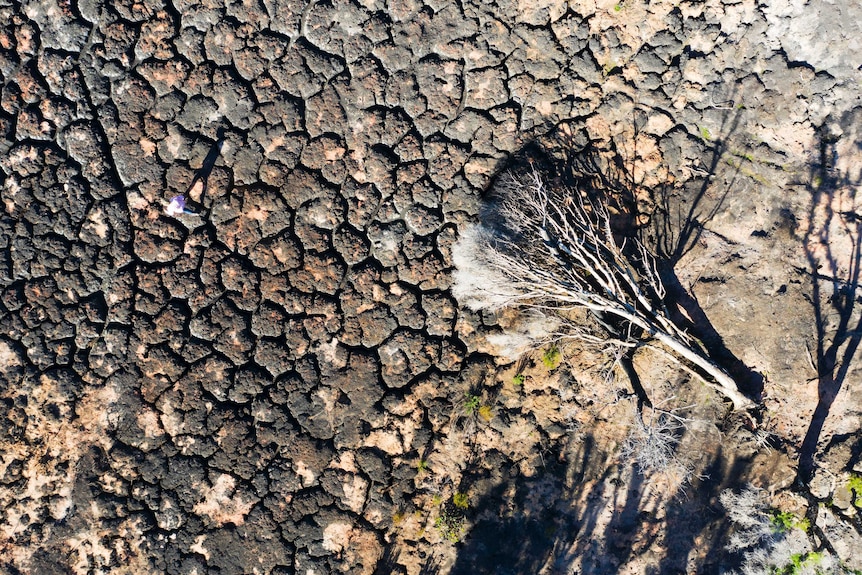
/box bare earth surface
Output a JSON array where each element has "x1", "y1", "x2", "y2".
[{"x1": 1, "y1": 0, "x2": 861, "y2": 573}]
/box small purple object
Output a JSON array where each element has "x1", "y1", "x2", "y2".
[{"x1": 165, "y1": 195, "x2": 194, "y2": 216}]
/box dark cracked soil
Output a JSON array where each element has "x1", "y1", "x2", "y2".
[{"x1": 2, "y1": 0, "x2": 862, "y2": 574}]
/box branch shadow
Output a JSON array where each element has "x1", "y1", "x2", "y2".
[
  {"x1": 652, "y1": 450, "x2": 751, "y2": 575},
  {"x1": 446, "y1": 432, "x2": 615, "y2": 575},
  {"x1": 795, "y1": 112, "x2": 862, "y2": 485},
  {"x1": 444, "y1": 425, "x2": 748, "y2": 574}
]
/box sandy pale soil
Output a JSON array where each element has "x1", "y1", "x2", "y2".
[{"x1": 1, "y1": 0, "x2": 861, "y2": 573}]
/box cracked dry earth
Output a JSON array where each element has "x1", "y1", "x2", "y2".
[{"x1": 2, "y1": 0, "x2": 862, "y2": 573}]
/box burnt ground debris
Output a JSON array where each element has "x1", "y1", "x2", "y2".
[{"x1": 2, "y1": 0, "x2": 862, "y2": 573}]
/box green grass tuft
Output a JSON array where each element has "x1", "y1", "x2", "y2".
[
  {"x1": 464, "y1": 393, "x2": 480, "y2": 415},
  {"x1": 542, "y1": 345, "x2": 561, "y2": 370},
  {"x1": 453, "y1": 492, "x2": 469, "y2": 510}
]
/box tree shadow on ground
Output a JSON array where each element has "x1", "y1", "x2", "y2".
[
  {"x1": 641, "y1": 112, "x2": 765, "y2": 401},
  {"x1": 445, "y1": 432, "x2": 615, "y2": 575},
  {"x1": 443, "y1": 428, "x2": 749, "y2": 575},
  {"x1": 796, "y1": 111, "x2": 862, "y2": 485}
]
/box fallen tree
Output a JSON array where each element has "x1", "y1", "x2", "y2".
[{"x1": 452, "y1": 166, "x2": 753, "y2": 411}]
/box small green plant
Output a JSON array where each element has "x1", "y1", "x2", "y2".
[
  {"x1": 416, "y1": 459, "x2": 429, "y2": 474},
  {"x1": 776, "y1": 551, "x2": 823, "y2": 575},
  {"x1": 602, "y1": 60, "x2": 620, "y2": 77},
  {"x1": 613, "y1": 3, "x2": 622, "y2": 11},
  {"x1": 431, "y1": 494, "x2": 444, "y2": 507},
  {"x1": 452, "y1": 492, "x2": 469, "y2": 510},
  {"x1": 542, "y1": 345, "x2": 561, "y2": 370},
  {"x1": 464, "y1": 393, "x2": 481, "y2": 415},
  {"x1": 435, "y1": 507, "x2": 466, "y2": 543},
  {"x1": 477, "y1": 405, "x2": 493, "y2": 421},
  {"x1": 770, "y1": 510, "x2": 794, "y2": 532},
  {"x1": 699, "y1": 125, "x2": 712, "y2": 141},
  {"x1": 770, "y1": 510, "x2": 810, "y2": 533},
  {"x1": 847, "y1": 473, "x2": 862, "y2": 506},
  {"x1": 512, "y1": 373, "x2": 526, "y2": 386}
]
